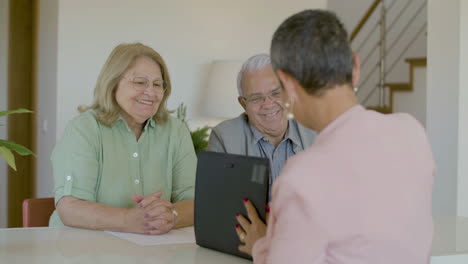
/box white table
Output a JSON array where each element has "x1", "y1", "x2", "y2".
[
  {"x1": 0, "y1": 216, "x2": 467, "y2": 263},
  {"x1": 0, "y1": 227, "x2": 250, "y2": 264}
]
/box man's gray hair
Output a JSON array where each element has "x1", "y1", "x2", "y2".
[{"x1": 237, "y1": 54, "x2": 271, "y2": 96}]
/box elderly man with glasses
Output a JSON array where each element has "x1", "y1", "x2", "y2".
[{"x1": 207, "y1": 54, "x2": 316, "y2": 190}]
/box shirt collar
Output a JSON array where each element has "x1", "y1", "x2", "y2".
[
  {"x1": 114, "y1": 116, "x2": 131, "y2": 132},
  {"x1": 247, "y1": 116, "x2": 298, "y2": 146},
  {"x1": 249, "y1": 122, "x2": 265, "y2": 144},
  {"x1": 286, "y1": 120, "x2": 302, "y2": 147},
  {"x1": 317, "y1": 104, "x2": 364, "y2": 141},
  {"x1": 114, "y1": 115, "x2": 156, "y2": 131},
  {"x1": 145, "y1": 118, "x2": 156, "y2": 129}
]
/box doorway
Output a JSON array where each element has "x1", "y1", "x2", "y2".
[{"x1": 7, "y1": 0, "x2": 37, "y2": 227}]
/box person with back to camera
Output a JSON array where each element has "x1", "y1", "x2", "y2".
[
  {"x1": 235, "y1": 10, "x2": 435, "y2": 264},
  {"x1": 49, "y1": 43, "x2": 196, "y2": 235}
]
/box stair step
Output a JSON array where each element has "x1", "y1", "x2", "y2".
[
  {"x1": 367, "y1": 106, "x2": 392, "y2": 114},
  {"x1": 366, "y1": 57, "x2": 426, "y2": 114},
  {"x1": 405, "y1": 57, "x2": 427, "y2": 67},
  {"x1": 384, "y1": 82, "x2": 411, "y2": 91}
]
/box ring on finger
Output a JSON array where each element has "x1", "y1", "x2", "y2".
[{"x1": 239, "y1": 231, "x2": 246, "y2": 243}]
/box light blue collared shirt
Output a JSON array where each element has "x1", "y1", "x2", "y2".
[{"x1": 249, "y1": 121, "x2": 301, "y2": 190}]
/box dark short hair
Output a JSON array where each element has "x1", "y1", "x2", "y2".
[{"x1": 271, "y1": 9, "x2": 353, "y2": 95}]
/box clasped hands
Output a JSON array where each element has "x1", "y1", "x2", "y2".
[{"x1": 126, "y1": 191, "x2": 176, "y2": 235}]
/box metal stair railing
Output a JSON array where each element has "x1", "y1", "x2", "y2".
[{"x1": 350, "y1": 0, "x2": 427, "y2": 109}]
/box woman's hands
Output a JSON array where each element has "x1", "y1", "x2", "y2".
[
  {"x1": 235, "y1": 199, "x2": 269, "y2": 256},
  {"x1": 127, "y1": 191, "x2": 177, "y2": 235}
]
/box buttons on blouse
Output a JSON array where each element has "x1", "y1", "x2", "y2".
[
  {"x1": 66, "y1": 175, "x2": 72, "y2": 181},
  {"x1": 132, "y1": 151, "x2": 139, "y2": 184}
]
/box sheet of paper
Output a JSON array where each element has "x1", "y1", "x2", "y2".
[{"x1": 105, "y1": 226, "x2": 195, "y2": 246}]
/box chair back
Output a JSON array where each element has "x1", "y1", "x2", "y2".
[{"x1": 22, "y1": 197, "x2": 55, "y2": 227}]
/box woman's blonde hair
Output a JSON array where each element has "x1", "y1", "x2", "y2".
[{"x1": 79, "y1": 43, "x2": 172, "y2": 125}]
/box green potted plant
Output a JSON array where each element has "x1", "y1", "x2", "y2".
[
  {"x1": 0, "y1": 108, "x2": 36, "y2": 171},
  {"x1": 176, "y1": 103, "x2": 211, "y2": 153}
]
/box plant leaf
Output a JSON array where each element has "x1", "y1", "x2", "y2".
[
  {"x1": 0, "y1": 146, "x2": 16, "y2": 171},
  {"x1": 0, "y1": 108, "x2": 33, "y2": 117},
  {"x1": 190, "y1": 126, "x2": 211, "y2": 153},
  {"x1": 0, "y1": 140, "x2": 36, "y2": 156}
]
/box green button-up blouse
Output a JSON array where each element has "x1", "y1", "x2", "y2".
[{"x1": 49, "y1": 110, "x2": 196, "y2": 226}]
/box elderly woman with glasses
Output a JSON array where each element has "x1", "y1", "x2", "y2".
[{"x1": 49, "y1": 43, "x2": 196, "y2": 235}]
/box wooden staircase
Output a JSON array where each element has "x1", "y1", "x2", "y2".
[
  {"x1": 368, "y1": 57, "x2": 427, "y2": 113},
  {"x1": 349, "y1": 0, "x2": 428, "y2": 115}
]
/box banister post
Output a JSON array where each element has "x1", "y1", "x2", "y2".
[{"x1": 379, "y1": 1, "x2": 387, "y2": 108}]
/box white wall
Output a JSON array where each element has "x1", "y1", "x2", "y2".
[
  {"x1": 55, "y1": 0, "x2": 326, "y2": 137},
  {"x1": 36, "y1": 0, "x2": 58, "y2": 197},
  {"x1": 457, "y1": 0, "x2": 468, "y2": 217},
  {"x1": 34, "y1": 0, "x2": 468, "y2": 220},
  {"x1": 36, "y1": 0, "x2": 326, "y2": 197},
  {"x1": 0, "y1": 0, "x2": 9, "y2": 228},
  {"x1": 393, "y1": 66, "x2": 426, "y2": 126},
  {"x1": 327, "y1": 0, "x2": 373, "y2": 32},
  {"x1": 427, "y1": 0, "x2": 468, "y2": 216}
]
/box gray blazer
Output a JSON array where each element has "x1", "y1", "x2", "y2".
[{"x1": 207, "y1": 113, "x2": 316, "y2": 156}]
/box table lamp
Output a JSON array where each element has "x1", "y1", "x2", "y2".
[{"x1": 202, "y1": 60, "x2": 244, "y2": 119}]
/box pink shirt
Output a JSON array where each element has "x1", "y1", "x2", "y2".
[{"x1": 253, "y1": 105, "x2": 435, "y2": 264}]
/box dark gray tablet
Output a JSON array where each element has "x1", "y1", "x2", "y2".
[{"x1": 194, "y1": 151, "x2": 269, "y2": 260}]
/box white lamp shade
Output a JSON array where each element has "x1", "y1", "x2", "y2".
[{"x1": 202, "y1": 60, "x2": 244, "y2": 118}]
